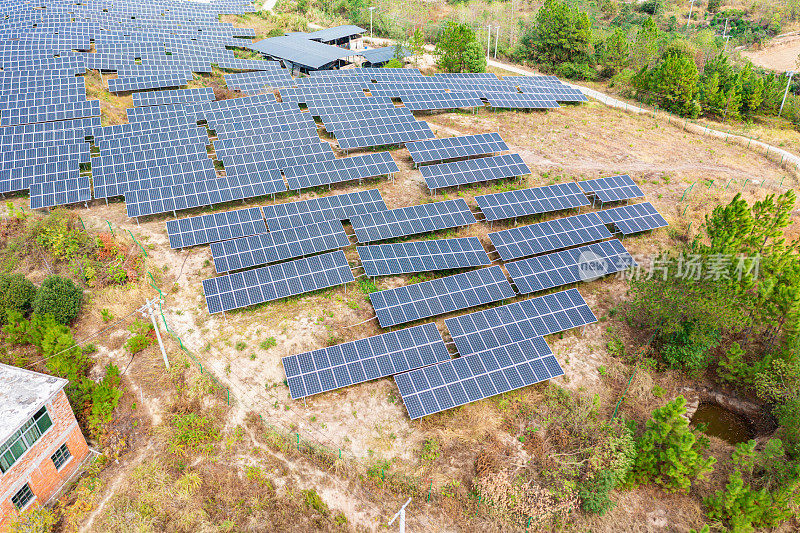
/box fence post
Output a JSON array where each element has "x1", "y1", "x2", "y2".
[
  {"x1": 227, "y1": 388, "x2": 230, "y2": 405},
  {"x1": 475, "y1": 495, "x2": 482, "y2": 516},
  {"x1": 79, "y1": 217, "x2": 86, "y2": 231},
  {"x1": 296, "y1": 433, "x2": 300, "y2": 450},
  {"x1": 106, "y1": 220, "x2": 114, "y2": 235},
  {"x1": 427, "y1": 480, "x2": 433, "y2": 502}
]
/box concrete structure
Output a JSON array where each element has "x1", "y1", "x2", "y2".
[{"x1": 0, "y1": 364, "x2": 90, "y2": 527}]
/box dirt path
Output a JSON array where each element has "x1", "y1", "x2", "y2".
[{"x1": 741, "y1": 32, "x2": 800, "y2": 72}]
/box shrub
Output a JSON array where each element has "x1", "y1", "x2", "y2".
[
  {"x1": 302, "y1": 488, "x2": 329, "y2": 514},
  {"x1": 125, "y1": 334, "x2": 152, "y2": 354},
  {"x1": 168, "y1": 413, "x2": 219, "y2": 457},
  {"x1": 578, "y1": 470, "x2": 617, "y2": 515},
  {"x1": 33, "y1": 275, "x2": 83, "y2": 324},
  {"x1": 260, "y1": 337, "x2": 277, "y2": 350},
  {"x1": 89, "y1": 364, "x2": 123, "y2": 431},
  {"x1": 0, "y1": 274, "x2": 37, "y2": 321}
]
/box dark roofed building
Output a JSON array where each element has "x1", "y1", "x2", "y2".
[
  {"x1": 362, "y1": 46, "x2": 411, "y2": 68},
  {"x1": 304, "y1": 25, "x2": 366, "y2": 48},
  {"x1": 248, "y1": 35, "x2": 357, "y2": 73}
]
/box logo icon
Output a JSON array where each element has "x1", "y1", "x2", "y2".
[{"x1": 577, "y1": 250, "x2": 609, "y2": 282}]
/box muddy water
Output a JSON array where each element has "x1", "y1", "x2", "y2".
[{"x1": 691, "y1": 403, "x2": 754, "y2": 445}]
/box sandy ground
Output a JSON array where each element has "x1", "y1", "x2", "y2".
[{"x1": 741, "y1": 32, "x2": 800, "y2": 72}]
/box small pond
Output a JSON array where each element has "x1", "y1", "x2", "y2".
[{"x1": 691, "y1": 403, "x2": 754, "y2": 445}]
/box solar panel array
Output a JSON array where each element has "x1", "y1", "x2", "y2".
[
  {"x1": 262, "y1": 189, "x2": 387, "y2": 231},
  {"x1": 369, "y1": 266, "x2": 516, "y2": 328},
  {"x1": 335, "y1": 121, "x2": 435, "y2": 150},
  {"x1": 284, "y1": 323, "x2": 450, "y2": 400},
  {"x1": 394, "y1": 335, "x2": 561, "y2": 419},
  {"x1": 284, "y1": 152, "x2": 399, "y2": 190},
  {"x1": 357, "y1": 237, "x2": 491, "y2": 277},
  {"x1": 444, "y1": 288, "x2": 597, "y2": 358},
  {"x1": 486, "y1": 93, "x2": 560, "y2": 109},
  {"x1": 399, "y1": 92, "x2": 484, "y2": 111},
  {"x1": 209, "y1": 219, "x2": 351, "y2": 273},
  {"x1": 489, "y1": 212, "x2": 612, "y2": 262},
  {"x1": 202, "y1": 250, "x2": 355, "y2": 314},
  {"x1": 125, "y1": 171, "x2": 284, "y2": 218},
  {"x1": 30, "y1": 177, "x2": 91, "y2": 209},
  {"x1": 406, "y1": 133, "x2": 508, "y2": 165},
  {"x1": 578, "y1": 175, "x2": 644, "y2": 204},
  {"x1": 506, "y1": 239, "x2": 636, "y2": 294},
  {"x1": 165, "y1": 207, "x2": 266, "y2": 249},
  {"x1": 132, "y1": 87, "x2": 215, "y2": 107},
  {"x1": 597, "y1": 202, "x2": 668, "y2": 235},
  {"x1": 349, "y1": 198, "x2": 477, "y2": 243},
  {"x1": 421, "y1": 154, "x2": 531, "y2": 191},
  {"x1": 475, "y1": 183, "x2": 590, "y2": 222}
]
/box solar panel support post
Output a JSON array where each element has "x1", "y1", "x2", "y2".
[
  {"x1": 145, "y1": 296, "x2": 170, "y2": 370},
  {"x1": 388, "y1": 498, "x2": 412, "y2": 533}
]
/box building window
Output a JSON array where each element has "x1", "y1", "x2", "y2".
[
  {"x1": 11, "y1": 483, "x2": 34, "y2": 510},
  {"x1": 51, "y1": 443, "x2": 72, "y2": 470},
  {"x1": 0, "y1": 406, "x2": 53, "y2": 474}
]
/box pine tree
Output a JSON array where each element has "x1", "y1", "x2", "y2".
[
  {"x1": 631, "y1": 17, "x2": 659, "y2": 69},
  {"x1": 434, "y1": 22, "x2": 486, "y2": 73},
  {"x1": 628, "y1": 396, "x2": 716, "y2": 492},
  {"x1": 520, "y1": 0, "x2": 592, "y2": 68},
  {"x1": 602, "y1": 28, "x2": 629, "y2": 75}
]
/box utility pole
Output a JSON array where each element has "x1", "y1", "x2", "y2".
[
  {"x1": 369, "y1": 6, "x2": 376, "y2": 38},
  {"x1": 722, "y1": 18, "x2": 730, "y2": 51},
  {"x1": 144, "y1": 296, "x2": 169, "y2": 370},
  {"x1": 388, "y1": 498, "x2": 412, "y2": 533},
  {"x1": 494, "y1": 25, "x2": 500, "y2": 58},
  {"x1": 686, "y1": 0, "x2": 694, "y2": 27},
  {"x1": 486, "y1": 25, "x2": 491, "y2": 60},
  {"x1": 779, "y1": 71, "x2": 795, "y2": 117}
]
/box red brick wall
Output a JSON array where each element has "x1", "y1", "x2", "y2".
[{"x1": 0, "y1": 389, "x2": 89, "y2": 528}]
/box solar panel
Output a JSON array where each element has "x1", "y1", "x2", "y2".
[
  {"x1": 518, "y1": 83, "x2": 588, "y2": 102},
  {"x1": 30, "y1": 176, "x2": 91, "y2": 209},
  {"x1": 399, "y1": 92, "x2": 484, "y2": 111},
  {"x1": 357, "y1": 237, "x2": 491, "y2": 277},
  {"x1": 370, "y1": 266, "x2": 515, "y2": 328},
  {"x1": 475, "y1": 183, "x2": 590, "y2": 222},
  {"x1": 202, "y1": 250, "x2": 354, "y2": 314},
  {"x1": 217, "y1": 58, "x2": 284, "y2": 71},
  {"x1": 597, "y1": 202, "x2": 668, "y2": 235},
  {"x1": 394, "y1": 335, "x2": 561, "y2": 419},
  {"x1": 320, "y1": 107, "x2": 416, "y2": 133},
  {"x1": 210, "y1": 219, "x2": 350, "y2": 273},
  {"x1": 406, "y1": 132, "x2": 508, "y2": 165},
  {"x1": 132, "y1": 87, "x2": 215, "y2": 107},
  {"x1": 0, "y1": 142, "x2": 90, "y2": 169},
  {"x1": 124, "y1": 172, "x2": 285, "y2": 218},
  {"x1": 488, "y1": 212, "x2": 612, "y2": 262},
  {"x1": 165, "y1": 207, "x2": 266, "y2": 249},
  {"x1": 220, "y1": 142, "x2": 335, "y2": 174},
  {"x1": 421, "y1": 154, "x2": 530, "y2": 191},
  {"x1": 349, "y1": 198, "x2": 477, "y2": 243},
  {"x1": 96, "y1": 127, "x2": 209, "y2": 155},
  {"x1": 262, "y1": 189, "x2": 387, "y2": 231},
  {"x1": 212, "y1": 111, "x2": 315, "y2": 135},
  {"x1": 0, "y1": 100, "x2": 100, "y2": 127},
  {"x1": 506, "y1": 239, "x2": 636, "y2": 294},
  {"x1": 0, "y1": 158, "x2": 80, "y2": 194},
  {"x1": 126, "y1": 103, "x2": 195, "y2": 124},
  {"x1": 486, "y1": 93, "x2": 560, "y2": 109},
  {"x1": 578, "y1": 175, "x2": 644, "y2": 205},
  {"x1": 285, "y1": 152, "x2": 399, "y2": 190},
  {"x1": 108, "y1": 74, "x2": 189, "y2": 93},
  {"x1": 284, "y1": 322, "x2": 450, "y2": 400},
  {"x1": 444, "y1": 288, "x2": 596, "y2": 358},
  {"x1": 215, "y1": 129, "x2": 319, "y2": 155},
  {"x1": 335, "y1": 121, "x2": 435, "y2": 150}
]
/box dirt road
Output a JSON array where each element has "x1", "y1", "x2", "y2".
[{"x1": 741, "y1": 32, "x2": 800, "y2": 72}]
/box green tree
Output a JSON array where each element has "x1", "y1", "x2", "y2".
[
  {"x1": 705, "y1": 439, "x2": 799, "y2": 531},
  {"x1": 627, "y1": 396, "x2": 716, "y2": 492},
  {"x1": 33, "y1": 275, "x2": 83, "y2": 324},
  {"x1": 434, "y1": 21, "x2": 486, "y2": 73},
  {"x1": 602, "y1": 28, "x2": 629, "y2": 75},
  {"x1": 518, "y1": 0, "x2": 592, "y2": 68},
  {"x1": 0, "y1": 274, "x2": 37, "y2": 322},
  {"x1": 634, "y1": 46, "x2": 701, "y2": 117},
  {"x1": 630, "y1": 17, "x2": 659, "y2": 69}
]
